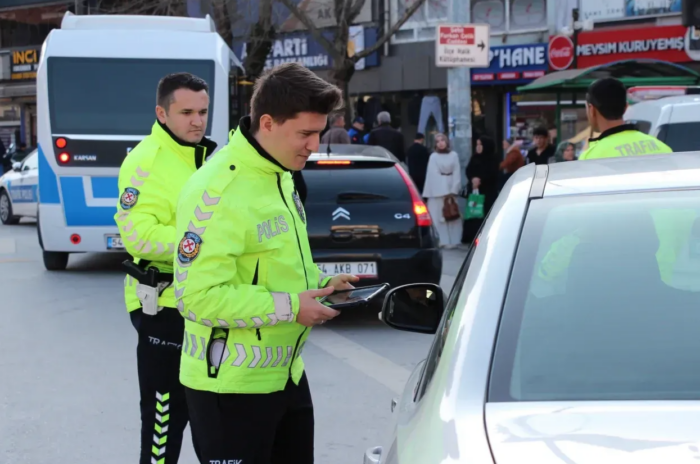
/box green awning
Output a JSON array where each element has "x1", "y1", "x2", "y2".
[{"x1": 517, "y1": 59, "x2": 700, "y2": 93}]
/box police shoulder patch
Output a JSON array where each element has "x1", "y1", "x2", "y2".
[
  {"x1": 292, "y1": 191, "x2": 306, "y2": 224},
  {"x1": 178, "y1": 231, "x2": 203, "y2": 265},
  {"x1": 120, "y1": 187, "x2": 140, "y2": 210}
]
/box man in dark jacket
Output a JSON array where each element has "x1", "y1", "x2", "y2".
[
  {"x1": 367, "y1": 111, "x2": 405, "y2": 161},
  {"x1": 406, "y1": 132, "x2": 430, "y2": 194}
]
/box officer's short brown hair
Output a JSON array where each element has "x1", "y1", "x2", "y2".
[
  {"x1": 250, "y1": 63, "x2": 344, "y2": 133},
  {"x1": 156, "y1": 73, "x2": 209, "y2": 111}
]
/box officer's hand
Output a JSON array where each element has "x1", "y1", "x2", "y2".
[
  {"x1": 325, "y1": 273, "x2": 359, "y2": 291},
  {"x1": 297, "y1": 287, "x2": 340, "y2": 327}
]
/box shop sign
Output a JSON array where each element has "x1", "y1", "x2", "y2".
[
  {"x1": 548, "y1": 35, "x2": 575, "y2": 71},
  {"x1": 235, "y1": 28, "x2": 379, "y2": 71},
  {"x1": 10, "y1": 46, "x2": 40, "y2": 81},
  {"x1": 581, "y1": 0, "x2": 681, "y2": 23},
  {"x1": 576, "y1": 25, "x2": 698, "y2": 68},
  {"x1": 471, "y1": 42, "x2": 548, "y2": 85}
]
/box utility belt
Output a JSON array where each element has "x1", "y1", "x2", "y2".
[{"x1": 122, "y1": 259, "x2": 174, "y2": 316}]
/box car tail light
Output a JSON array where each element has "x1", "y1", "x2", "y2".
[
  {"x1": 58, "y1": 152, "x2": 70, "y2": 164},
  {"x1": 55, "y1": 137, "x2": 67, "y2": 149},
  {"x1": 395, "y1": 163, "x2": 432, "y2": 227},
  {"x1": 70, "y1": 234, "x2": 81, "y2": 245},
  {"x1": 316, "y1": 160, "x2": 351, "y2": 165}
]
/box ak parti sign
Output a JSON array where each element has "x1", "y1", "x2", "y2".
[{"x1": 549, "y1": 25, "x2": 699, "y2": 70}]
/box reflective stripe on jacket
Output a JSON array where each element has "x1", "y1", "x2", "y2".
[
  {"x1": 173, "y1": 117, "x2": 330, "y2": 394},
  {"x1": 114, "y1": 121, "x2": 216, "y2": 312}
]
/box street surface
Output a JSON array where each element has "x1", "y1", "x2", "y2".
[{"x1": 0, "y1": 219, "x2": 467, "y2": 464}]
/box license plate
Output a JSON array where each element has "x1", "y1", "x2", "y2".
[
  {"x1": 106, "y1": 234, "x2": 124, "y2": 250},
  {"x1": 317, "y1": 262, "x2": 377, "y2": 278}
]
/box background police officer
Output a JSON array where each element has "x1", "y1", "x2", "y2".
[
  {"x1": 114, "y1": 73, "x2": 217, "y2": 464},
  {"x1": 172, "y1": 62, "x2": 358, "y2": 464},
  {"x1": 580, "y1": 77, "x2": 672, "y2": 159}
]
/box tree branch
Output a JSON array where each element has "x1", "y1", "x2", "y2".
[
  {"x1": 276, "y1": 0, "x2": 342, "y2": 61},
  {"x1": 353, "y1": 0, "x2": 427, "y2": 60},
  {"x1": 347, "y1": 0, "x2": 367, "y2": 24}
]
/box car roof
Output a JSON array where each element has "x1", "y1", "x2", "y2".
[
  {"x1": 628, "y1": 95, "x2": 700, "y2": 109},
  {"x1": 309, "y1": 144, "x2": 398, "y2": 163},
  {"x1": 542, "y1": 152, "x2": 700, "y2": 197}
]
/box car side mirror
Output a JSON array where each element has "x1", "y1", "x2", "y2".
[
  {"x1": 381, "y1": 283, "x2": 445, "y2": 334},
  {"x1": 11, "y1": 162, "x2": 21, "y2": 172}
]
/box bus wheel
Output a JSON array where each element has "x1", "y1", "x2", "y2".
[
  {"x1": 0, "y1": 189, "x2": 20, "y2": 225},
  {"x1": 43, "y1": 251, "x2": 69, "y2": 271}
]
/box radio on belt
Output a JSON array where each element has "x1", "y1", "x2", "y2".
[{"x1": 122, "y1": 260, "x2": 170, "y2": 316}]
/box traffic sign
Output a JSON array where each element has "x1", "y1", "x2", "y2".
[{"x1": 436, "y1": 24, "x2": 490, "y2": 68}]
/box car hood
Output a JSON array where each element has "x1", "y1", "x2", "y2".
[{"x1": 486, "y1": 402, "x2": 700, "y2": 464}]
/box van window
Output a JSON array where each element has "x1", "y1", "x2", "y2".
[
  {"x1": 626, "y1": 120, "x2": 652, "y2": 134},
  {"x1": 657, "y1": 123, "x2": 700, "y2": 152}
]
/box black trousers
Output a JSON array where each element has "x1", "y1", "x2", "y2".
[
  {"x1": 130, "y1": 308, "x2": 199, "y2": 464},
  {"x1": 185, "y1": 373, "x2": 314, "y2": 464}
]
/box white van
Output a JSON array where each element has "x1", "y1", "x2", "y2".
[{"x1": 624, "y1": 94, "x2": 700, "y2": 153}]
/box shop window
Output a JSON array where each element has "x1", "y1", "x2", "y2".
[{"x1": 391, "y1": 0, "x2": 547, "y2": 43}]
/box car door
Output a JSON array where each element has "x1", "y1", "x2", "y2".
[
  {"x1": 377, "y1": 242, "x2": 478, "y2": 464},
  {"x1": 12, "y1": 151, "x2": 38, "y2": 217}
]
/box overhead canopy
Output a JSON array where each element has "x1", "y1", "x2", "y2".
[{"x1": 517, "y1": 59, "x2": 700, "y2": 93}]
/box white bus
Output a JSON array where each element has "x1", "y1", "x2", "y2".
[{"x1": 36, "y1": 11, "x2": 243, "y2": 270}]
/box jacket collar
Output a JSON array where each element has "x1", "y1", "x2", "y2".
[
  {"x1": 588, "y1": 123, "x2": 636, "y2": 143},
  {"x1": 234, "y1": 116, "x2": 288, "y2": 174},
  {"x1": 152, "y1": 121, "x2": 218, "y2": 169}
]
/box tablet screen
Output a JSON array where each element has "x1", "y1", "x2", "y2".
[{"x1": 323, "y1": 285, "x2": 385, "y2": 306}]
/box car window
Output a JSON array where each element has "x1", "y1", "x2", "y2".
[
  {"x1": 415, "y1": 235, "x2": 481, "y2": 401},
  {"x1": 489, "y1": 191, "x2": 700, "y2": 402},
  {"x1": 303, "y1": 164, "x2": 411, "y2": 203},
  {"x1": 626, "y1": 119, "x2": 651, "y2": 134},
  {"x1": 22, "y1": 152, "x2": 38, "y2": 171},
  {"x1": 656, "y1": 122, "x2": 700, "y2": 152}
]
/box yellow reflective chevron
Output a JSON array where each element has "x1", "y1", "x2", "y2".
[{"x1": 151, "y1": 390, "x2": 170, "y2": 462}]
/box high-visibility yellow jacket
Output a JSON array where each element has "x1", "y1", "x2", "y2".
[
  {"x1": 114, "y1": 121, "x2": 217, "y2": 312},
  {"x1": 539, "y1": 125, "x2": 696, "y2": 289},
  {"x1": 579, "y1": 124, "x2": 672, "y2": 160},
  {"x1": 173, "y1": 117, "x2": 332, "y2": 394}
]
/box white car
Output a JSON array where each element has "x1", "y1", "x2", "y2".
[
  {"x1": 368, "y1": 153, "x2": 700, "y2": 464},
  {"x1": 624, "y1": 94, "x2": 700, "y2": 152},
  {"x1": 0, "y1": 149, "x2": 38, "y2": 225}
]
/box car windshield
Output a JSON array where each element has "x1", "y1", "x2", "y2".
[
  {"x1": 47, "y1": 57, "x2": 215, "y2": 136},
  {"x1": 489, "y1": 190, "x2": 700, "y2": 402}
]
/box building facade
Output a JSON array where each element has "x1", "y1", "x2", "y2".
[{"x1": 0, "y1": 0, "x2": 72, "y2": 149}]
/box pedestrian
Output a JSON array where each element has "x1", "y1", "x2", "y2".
[
  {"x1": 367, "y1": 111, "x2": 405, "y2": 161},
  {"x1": 321, "y1": 112, "x2": 351, "y2": 144},
  {"x1": 406, "y1": 132, "x2": 431, "y2": 194},
  {"x1": 172, "y1": 62, "x2": 359, "y2": 464},
  {"x1": 113, "y1": 73, "x2": 218, "y2": 464},
  {"x1": 499, "y1": 137, "x2": 525, "y2": 189},
  {"x1": 526, "y1": 126, "x2": 555, "y2": 165},
  {"x1": 422, "y1": 133, "x2": 462, "y2": 248},
  {"x1": 463, "y1": 135, "x2": 500, "y2": 244},
  {"x1": 348, "y1": 116, "x2": 366, "y2": 144},
  {"x1": 552, "y1": 141, "x2": 577, "y2": 162}
]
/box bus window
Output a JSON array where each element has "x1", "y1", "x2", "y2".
[{"x1": 47, "y1": 57, "x2": 216, "y2": 136}]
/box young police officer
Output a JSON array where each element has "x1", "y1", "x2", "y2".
[
  {"x1": 580, "y1": 77, "x2": 672, "y2": 159},
  {"x1": 172, "y1": 62, "x2": 359, "y2": 463},
  {"x1": 114, "y1": 73, "x2": 217, "y2": 464}
]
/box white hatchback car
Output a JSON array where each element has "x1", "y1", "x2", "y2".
[
  {"x1": 0, "y1": 149, "x2": 38, "y2": 225},
  {"x1": 369, "y1": 153, "x2": 700, "y2": 464}
]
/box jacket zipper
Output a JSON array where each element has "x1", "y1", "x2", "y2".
[
  {"x1": 252, "y1": 259, "x2": 262, "y2": 341},
  {"x1": 276, "y1": 173, "x2": 309, "y2": 376}
]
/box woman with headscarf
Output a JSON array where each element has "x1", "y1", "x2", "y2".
[
  {"x1": 422, "y1": 133, "x2": 463, "y2": 249},
  {"x1": 551, "y1": 141, "x2": 577, "y2": 163},
  {"x1": 463, "y1": 135, "x2": 500, "y2": 244}
]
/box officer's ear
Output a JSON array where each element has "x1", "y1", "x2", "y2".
[
  {"x1": 156, "y1": 105, "x2": 167, "y2": 124},
  {"x1": 259, "y1": 114, "x2": 275, "y2": 134}
]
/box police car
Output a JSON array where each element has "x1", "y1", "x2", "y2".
[{"x1": 0, "y1": 149, "x2": 38, "y2": 225}]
